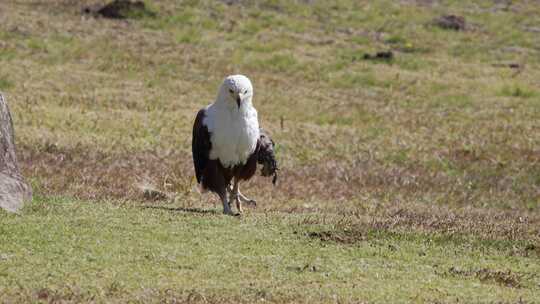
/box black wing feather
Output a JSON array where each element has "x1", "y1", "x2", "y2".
[
  {"x1": 257, "y1": 128, "x2": 278, "y2": 184},
  {"x1": 192, "y1": 109, "x2": 211, "y2": 184}
]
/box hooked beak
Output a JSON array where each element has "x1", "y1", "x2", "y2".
[{"x1": 236, "y1": 96, "x2": 241, "y2": 108}]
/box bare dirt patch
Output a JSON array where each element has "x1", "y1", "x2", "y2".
[
  {"x1": 367, "y1": 206, "x2": 539, "y2": 241},
  {"x1": 304, "y1": 203, "x2": 540, "y2": 248},
  {"x1": 363, "y1": 51, "x2": 394, "y2": 62},
  {"x1": 83, "y1": 0, "x2": 156, "y2": 19},
  {"x1": 307, "y1": 230, "x2": 365, "y2": 245},
  {"x1": 433, "y1": 15, "x2": 467, "y2": 31},
  {"x1": 443, "y1": 267, "x2": 524, "y2": 288}
]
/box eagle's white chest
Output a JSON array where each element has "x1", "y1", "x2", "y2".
[{"x1": 204, "y1": 103, "x2": 259, "y2": 168}]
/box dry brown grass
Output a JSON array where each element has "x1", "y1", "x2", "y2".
[{"x1": 19, "y1": 142, "x2": 539, "y2": 213}]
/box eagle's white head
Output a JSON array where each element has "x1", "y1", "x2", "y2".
[
  {"x1": 204, "y1": 74, "x2": 259, "y2": 168},
  {"x1": 217, "y1": 74, "x2": 254, "y2": 110}
]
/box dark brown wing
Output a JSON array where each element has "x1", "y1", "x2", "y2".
[
  {"x1": 192, "y1": 108, "x2": 211, "y2": 184},
  {"x1": 257, "y1": 128, "x2": 278, "y2": 184}
]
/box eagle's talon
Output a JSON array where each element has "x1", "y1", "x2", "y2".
[
  {"x1": 222, "y1": 206, "x2": 235, "y2": 215},
  {"x1": 246, "y1": 200, "x2": 257, "y2": 207}
]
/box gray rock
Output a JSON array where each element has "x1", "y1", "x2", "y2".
[{"x1": 0, "y1": 93, "x2": 31, "y2": 213}]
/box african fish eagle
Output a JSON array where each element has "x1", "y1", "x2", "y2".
[{"x1": 192, "y1": 75, "x2": 278, "y2": 215}]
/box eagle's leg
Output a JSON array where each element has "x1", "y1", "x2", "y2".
[
  {"x1": 237, "y1": 190, "x2": 257, "y2": 207},
  {"x1": 231, "y1": 180, "x2": 243, "y2": 214},
  {"x1": 228, "y1": 181, "x2": 256, "y2": 213},
  {"x1": 227, "y1": 184, "x2": 236, "y2": 211},
  {"x1": 218, "y1": 190, "x2": 234, "y2": 215}
]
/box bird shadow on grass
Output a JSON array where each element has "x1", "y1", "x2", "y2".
[{"x1": 142, "y1": 205, "x2": 220, "y2": 215}]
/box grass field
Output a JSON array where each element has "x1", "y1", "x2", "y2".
[{"x1": 1, "y1": 0, "x2": 539, "y2": 302}]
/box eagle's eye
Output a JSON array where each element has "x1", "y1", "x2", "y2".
[
  {"x1": 229, "y1": 89, "x2": 234, "y2": 94},
  {"x1": 243, "y1": 90, "x2": 248, "y2": 94}
]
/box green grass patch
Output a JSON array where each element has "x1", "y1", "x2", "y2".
[
  {"x1": 175, "y1": 28, "x2": 202, "y2": 44},
  {"x1": 1, "y1": 198, "x2": 539, "y2": 302},
  {"x1": 330, "y1": 70, "x2": 392, "y2": 89},
  {"x1": 0, "y1": 75, "x2": 13, "y2": 90},
  {"x1": 499, "y1": 85, "x2": 537, "y2": 99},
  {"x1": 249, "y1": 53, "x2": 299, "y2": 73}
]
